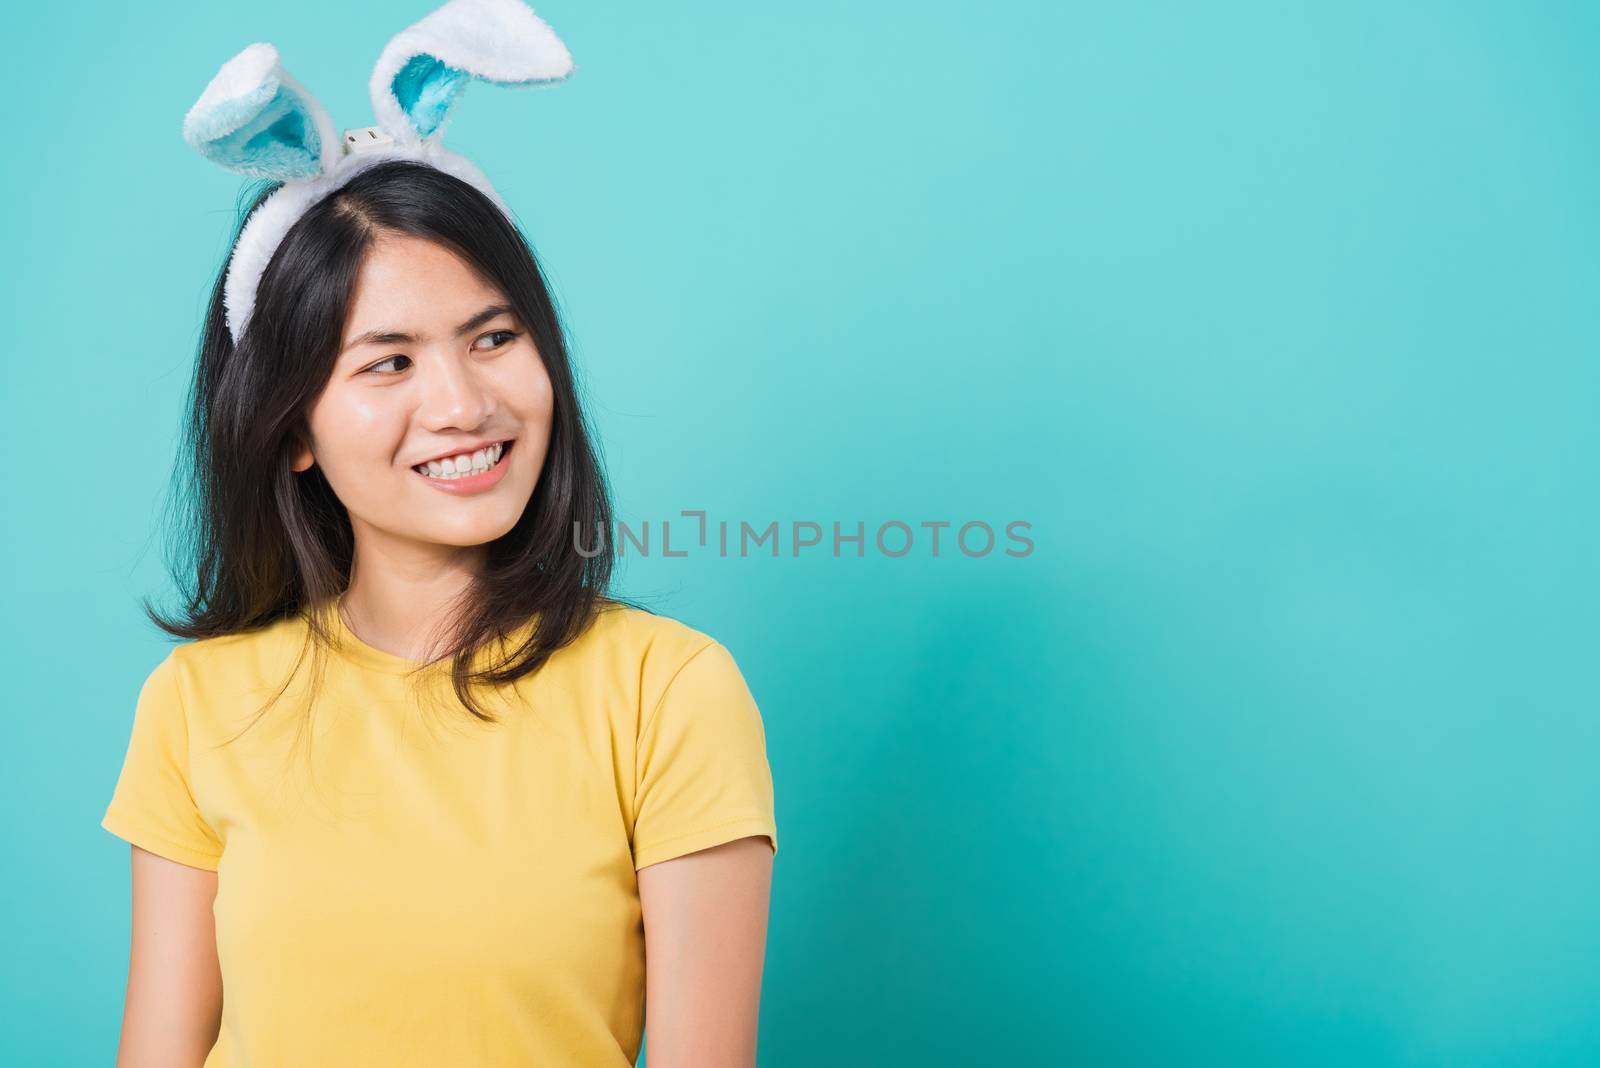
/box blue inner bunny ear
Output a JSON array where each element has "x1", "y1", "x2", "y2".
[
  {"x1": 392, "y1": 54, "x2": 472, "y2": 140},
  {"x1": 195, "y1": 85, "x2": 323, "y2": 179},
  {"x1": 184, "y1": 45, "x2": 335, "y2": 181},
  {"x1": 369, "y1": 0, "x2": 575, "y2": 145}
]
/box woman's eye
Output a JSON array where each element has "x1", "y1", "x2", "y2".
[
  {"x1": 476, "y1": 329, "x2": 519, "y2": 350},
  {"x1": 364, "y1": 354, "x2": 412, "y2": 375}
]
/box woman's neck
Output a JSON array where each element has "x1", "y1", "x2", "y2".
[{"x1": 338, "y1": 539, "x2": 487, "y2": 663}]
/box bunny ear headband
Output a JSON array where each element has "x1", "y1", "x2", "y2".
[{"x1": 181, "y1": 0, "x2": 574, "y2": 344}]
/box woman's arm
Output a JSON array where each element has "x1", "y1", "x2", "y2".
[
  {"x1": 637, "y1": 835, "x2": 775, "y2": 1068},
  {"x1": 113, "y1": 845, "x2": 223, "y2": 1067}
]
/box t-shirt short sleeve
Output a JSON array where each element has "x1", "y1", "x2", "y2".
[
  {"x1": 632, "y1": 640, "x2": 779, "y2": 871},
  {"x1": 101, "y1": 649, "x2": 225, "y2": 871}
]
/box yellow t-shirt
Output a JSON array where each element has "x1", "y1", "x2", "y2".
[{"x1": 100, "y1": 601, "x2": 778, "y2": 1067}]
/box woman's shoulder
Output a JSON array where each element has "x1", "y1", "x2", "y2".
[
  {"x1": 162, "y1": 612, "x2": 312, "y2": 678},
  {"x1": 568, "y1": 601, "x2": 748, "y2": 693},
  {"x1": 570, "y1": 602, "x2": 755, "y2": 725},
  {"x1": 129, "y1": 616, "x2": 314, "y2": 738},
  {"x1": 582, "y1": 600, "x2": 726, "y2": 661}
]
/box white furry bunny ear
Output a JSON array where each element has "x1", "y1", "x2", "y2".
[
  {"x1": 369, "y1": 0, "x2": 574, "y2": 147},
  {"x1": 183, "y1": 43, "x2": 341, "y2": 180}
]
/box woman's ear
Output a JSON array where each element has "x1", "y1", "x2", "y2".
[{"x1": 290, "y1": 434, "x2": 315, "y2": 473}]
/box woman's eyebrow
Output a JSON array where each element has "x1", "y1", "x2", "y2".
[{"x1": 340, "y1": 303, "x2": 515, "y2": 353}]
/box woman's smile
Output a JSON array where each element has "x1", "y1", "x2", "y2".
[{"x1": 409, "y1": 438, "x2": 515, "y2": 495}]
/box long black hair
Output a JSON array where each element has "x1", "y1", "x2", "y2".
[{"x1": 145, "y1": 159, "x2": 639, "y2": 726}]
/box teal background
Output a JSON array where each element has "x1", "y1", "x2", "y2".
[{"x1": 4, "y1": 1, "x2": 1598, "y2": 1064}]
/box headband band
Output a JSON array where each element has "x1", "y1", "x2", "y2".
[{"x1": 180, "y1": 0, "x2": 574, "y2": 344}]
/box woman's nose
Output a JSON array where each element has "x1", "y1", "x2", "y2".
[{"x1": 417, "y1": 353, "x2": 494, "y2": 429}]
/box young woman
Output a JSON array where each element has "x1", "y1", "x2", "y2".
[{"x1": 100, "y1": 154, "x2": 778, "y2": 1065}]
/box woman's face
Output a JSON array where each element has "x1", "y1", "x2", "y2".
[{"x1": 290, "y1": 233, "x2": 552, "y2": 556}]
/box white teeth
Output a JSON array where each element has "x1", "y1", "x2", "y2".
[{"x1": 413, "y1": 442, "x2": 506, "y2": 480}]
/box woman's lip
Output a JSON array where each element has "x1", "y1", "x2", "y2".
[
  {"x1": 411, "y1": 440, "x2": 513, "y2": 496},
  {"x1": 411, "y1": 438, "x2": 514, "y2": 467}
]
